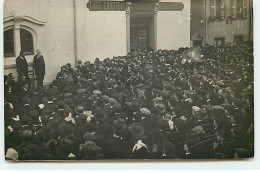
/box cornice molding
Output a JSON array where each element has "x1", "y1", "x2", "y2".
[{"x1": 4, "y1": 13, "x2": 46, "y2": 25}]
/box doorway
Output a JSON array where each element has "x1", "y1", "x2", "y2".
[{"x1": 130, "y1": 17, "x2": 155, "y2": 50}]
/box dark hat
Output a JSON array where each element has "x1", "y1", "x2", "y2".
[
  {"x1": 108, "y1": 97, "x2": 117, "y2": 105},
  {"x1": 20, "y1": 115, "x2": 32, "y2": 123},
  {"x1": 174, "y1": 119, "x2": 187, "y2": 132},
  {"x1": 114, "y1": 118, "x2": 127, "y2": 131},
  {"x1": 134, "y1": 98, "x2": 143, "y2": 106},
  {"x1": 94, "y1": 109, "x2": 107, "y2": 121},
  {"x1": 60, "y1": 124, "x2": 75, "y2": 137},
  {"x1": 83, "y1": 132, "x2": 96, "y2": 141},
  {"x1": 77, "y1": 89, "x2": 86, "y2": 94},
  {"x1": 89, "y1": 94, "x2": 98, "y2": 101},
  {"x1": 160, "y1": 90, "x2": 170, "y2": 98},
  {"x1": 156, "y1": 119, "x2": 170, "y2": 131},
  {"x1": 157, "y1": 104, "x2": 166, "y2": 113},
  {"x1": 102, "y1": 95, "x2": 110, "y2": 102},
  {"x1": 64, "y1": 93, "x2": 73, "y2": 98},
  {"x1": 21, "y1": 129, "x2": 33, "y2": 138},
  {"x1": 29, "y1": 109, "x2": 38, "y2": 118},
  {"x1": 40, "y1": 125, "x2": 54, "y2": 136},
  {"x1": 131, "y1": 101, "x2": 141, "y2": 111},
  {"x1": 42, "y1": 108, "x2": 53, "y2": 115},
  {"x1": 113, "y1": 103, "x2": 122, "y2": 112},
  {"x1": 64, "y1": 98, "x2": 73, "y2": 104},
  {"x1": 82, "y1": 141, "x2": 101, "y2": 158},
  {"x1": 75, "y1": 104, "x2": 84, "y2": 114},
  {"x1": 48, "y1": 119, "x2": 61, "y2": 129},
  {"x1": 128, "y1": 123, "x2": 145, "y2": 139},
  {"x1": 21, "y1": 96, "x2": 29, "y2": 104},
  {"x1": 10, "y1": 120, "x2": 22, "y2": 130},
  {"x1": 57, "y1": 100, "x2": 66, "y2": 108},
  {"x1": 191, "y1": 126, "x2": 204, "y2": 135}
]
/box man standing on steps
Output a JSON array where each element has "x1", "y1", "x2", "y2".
[
  {"x1": 33, "y1": 49, "x2": 45, "y2": 87},
  {"x1": 16, "y1": 50, "x2": 30, "y2": 88}
]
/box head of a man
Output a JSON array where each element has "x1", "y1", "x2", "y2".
[
  {"x1": 20, "y1": 51, "x2": 25, "y2": 56},
  {"x1": 36, "y1": 49, "x2": 41, "y2": 55}
]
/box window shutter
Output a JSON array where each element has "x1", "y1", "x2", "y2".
[
  {"x1": 210, "y1": 0, "x2": 216, "y2": 18},
  {"x1": 231, "y1": 0, "x2": 237, "y2": 18},
  {"x1": 237, "y1": 0, "x2": 243, "y2": 17},
  {"x1": 221, "y1": 0, "x2": 226, "y2": 18},
  {"x1": 243, "y1": 0, "x2": 248, "y2": 18}
]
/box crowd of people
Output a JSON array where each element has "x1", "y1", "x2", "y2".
[{"x1": 5, "y1": 41, "x2": 254, "y2": 160}]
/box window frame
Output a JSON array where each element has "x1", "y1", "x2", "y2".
[
  {"x1": 214, "y1": 37, "x2": 226, "y2": 45},
  {"x1": 234, "y1": 35, "x2": 244, "y2": 42},
  {"x1": 4, "y1": 25, "x2": 36, "y2": 58},
  {"x1": 20, "y1": 28, "x2": 34, "y2": 56},
  {"x1": 4, "y1": 28, "x2": 15, "y2": 57}
]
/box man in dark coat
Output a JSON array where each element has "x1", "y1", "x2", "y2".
[
  {"x1": 33, "y1": 49, "x2": 45, "y2": 87},
  {"x1": 16, "y1": 51, "x2": 30, "y2": 87}
]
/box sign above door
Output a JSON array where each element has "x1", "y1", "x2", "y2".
[{"x1": 86, "y1": 1, "x2": 184, "y2": 11}]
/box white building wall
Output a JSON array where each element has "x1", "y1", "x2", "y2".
[
  {"x1": 4, "y1": 0, "x2": 191, "y2": 85},
  {"x1": 4, "y1": 0, "x2": 76, "y2": 85},
  {"x1": 85, "y1": 10, "x2": 127, "y2": 61},
  {"x1": 205, "y1": 0, "x2": 251, "y2": 45},
  {"x1": 157, "y1": 0, "x2": 191, "y2": 50}
]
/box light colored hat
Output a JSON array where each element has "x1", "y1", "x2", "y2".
[
  {"x1": 192, "y1": 106, "x2": 200, "y2": 112},
  {"x1": 93, "y1": 90, "x2": 101, "y2": 95},
  {"x1": 191, "y1": 126, "x2": 204, "y2": 135},
  {"x1": 140, "y1": 108, "x2": 151, "y2": 116},
  {"x1": 216, "y1": 81, "x2": 225, "y2": 86},
  {"x1": 5, "y1": 148, "x2": 18, "y2": 160}
]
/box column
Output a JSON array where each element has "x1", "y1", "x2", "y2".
[
  {"x1": 126, "y1": 2, "x2": 131, "y2": 53},
  {"x1": 13, "y1": 14, "x2": 22, "y2": 57},
  {"x1": 154, "y1": 3, "x2": 158, "y2": 51}
]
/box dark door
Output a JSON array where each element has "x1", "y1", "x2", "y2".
[{"x1": 130, "y1": 17, "x2": 151, "y2": 50}]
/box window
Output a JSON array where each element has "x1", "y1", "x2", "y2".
[
  {"x1": 216, "y1": 0, "x2": 222, "y2": 19},
  {"x1": 20, "y1": 29, "x2": 34, "y2": 55},
  {"x1": 4, "y1": 29, "x2": 15, "y2": 57},
  {"x1": 4, "y1": 28, "x2": 34, "y2": 58},
  {"x1": 231, "y1": 0, "x2": 236, "y2": 17},
  {"x1": 234, "y1": 35, "x2": 244, "y2": 42},
  {"x1": 214, "y1": 37, "x2": 225, "y2": 45},
  {"x1": 211, "y1": 0, "x2": 226, "y2": 20},
  {"x1": 193, "y1": 40, "x2": 202, "y2": 47},
  {"x1": 237, "y1": 0, "x2": 244, "y2": 18},
  {"x1": 210, "y1": 0, "x2": 216, "y2": 18}
]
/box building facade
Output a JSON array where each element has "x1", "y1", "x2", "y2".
[
  {"x1": 190, "y1": 0, "x2": 253, "y2": 47},
  {"x1": 4, "y1": 0, "x2": 191, "y2": 85}
]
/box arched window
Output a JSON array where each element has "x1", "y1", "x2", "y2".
[
  {"x1": 4, "y1": 29, "x2": 15, "y2": 57},
  {"x1": 20, "y1": 29, "x2": 34, "y2": 55},
  {"x1": 4, "y1": 28, "x2": 34, "y2": 57}
]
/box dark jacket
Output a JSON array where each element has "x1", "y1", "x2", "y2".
[
  {"x1": 33, "y1": 55, "x2": 45, "y2": 76},
  {"x1": 16, "y1": 55, "x2": 28, "y2": 76}
]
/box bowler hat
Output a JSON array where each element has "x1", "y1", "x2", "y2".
[
  {"x1": 156, "y1": 119, "x2": 170, "y2": 131},
  {"x1": 114, "y1": 118, "x2": 127, "y2": 131},
  {"x1": 83, "y1": 132, "x2": 96, "y2": 142},
  {"x1": 94, "y1": 109, "x2": 107, "y2": 121},
  {"x1": 140, "y1": 108, "x2": 151, "y2": 117},
  {"x1": 128, "y1": 123, "x2": 145, "y2": 139},
  {"x1": 60, "y1": 124, "x2": 74, "y2": 137}
]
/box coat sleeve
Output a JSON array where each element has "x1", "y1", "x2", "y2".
[
  {"x1": 41, "y1": 56, "x2": 45, "y2": 75},
  {"x1": 33, "y1": 55, "x2": 36, "y2": 69},
  {"x1": 16, "y1": 58, "x2": 22, "y2": 76}
]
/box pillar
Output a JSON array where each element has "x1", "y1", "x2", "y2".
[{"x1": 126, "y1": 2, "x2": 131, "y2": 53}]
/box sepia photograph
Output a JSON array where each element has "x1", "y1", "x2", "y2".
[{"x1": 3, "y1": 0, "x2": 254, "y2": 161}]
